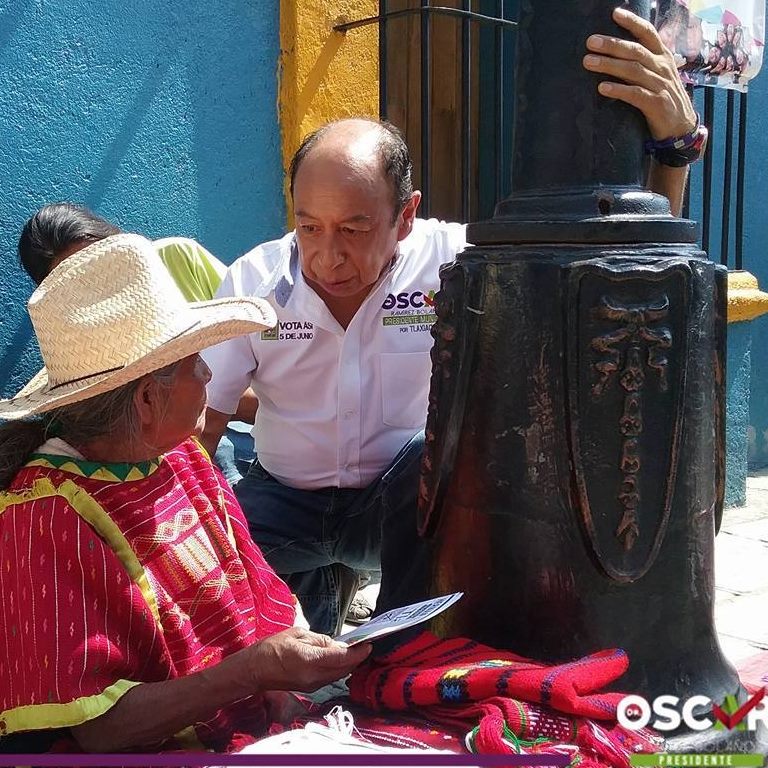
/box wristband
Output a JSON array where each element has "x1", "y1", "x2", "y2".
[{"x1": 644, "y1": 115, "x2": 709, "y2": 167}]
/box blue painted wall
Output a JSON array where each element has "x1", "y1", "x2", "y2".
[
  {"x1": 688, "y1": 72, "x2": 768, "y2": 468},
  {"x1": 750, "y1": 313, "x2": 768, "y2": 466},
  {"x1": 741, "y1": 70, "x2": 768, "y2": 466},
  {"x1": 0, "y1": 0, "x2": 284, "y2": 399},
  {"x1": 726, "y1": 322, "x2": 751, "y2": 506}
]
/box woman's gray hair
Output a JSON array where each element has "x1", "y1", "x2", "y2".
[{"x1": 0, "y1": 361, "x2": 182, "y2": 490}]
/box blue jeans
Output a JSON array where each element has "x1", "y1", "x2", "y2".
[{"x1": 235, "y1": 432, "x2": 431, "y2": 635}]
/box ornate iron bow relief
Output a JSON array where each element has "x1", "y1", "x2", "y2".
[
  {"x1": 568, "y1": 260, "x2": 690, "y2": 583},
  {"x1": 590, "y1": 295, "x2": 672, "y2": 552}
]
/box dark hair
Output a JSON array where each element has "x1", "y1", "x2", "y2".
[
  {"x1": 0, "y1": 362, "x2": 181, "y2": 490},
  {"x1": 288, "y1": 119, "x2": 414, "y2": 222},
  {"x1": 18, "y1": 203, "x2": 122, "y2": 285}
]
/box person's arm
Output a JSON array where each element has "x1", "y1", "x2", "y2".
[
  {"x1": 235, "y1": 388, "x2": 259, "y2": 424},
  {"x1": 200, "y1": 259, "x2": 261, "y2": 448},
  {"x1": 201, "y1": 406, "x2": 233, "y2": 458},
  {"x1": 70, "y1": 628, "x2": 371, "y2": 753},
  {"x1": 647, "y1": 162, "x2": 688, "y2": 217},
  {"x1": 583, "y1": 7, "x2": 698, "y2": 215}
]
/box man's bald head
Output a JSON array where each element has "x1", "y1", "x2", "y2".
[{"x1": 289, "y1": 119, "x2": 414, "y2": 222}]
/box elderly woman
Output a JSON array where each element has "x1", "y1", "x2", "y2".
[
  {"x1": 0, "y1": 234, "x2": 369, "y2": 753},
  {"x1": 18, "y1": 202, "x2": 258, "y2": 488}
]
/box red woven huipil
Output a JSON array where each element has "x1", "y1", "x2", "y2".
[{"x1": 0, "y1": 438, "x2": 295, "y2": 751}]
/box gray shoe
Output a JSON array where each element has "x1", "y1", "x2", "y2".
[{"x1": 345, "y1": 591, "x2": 374, "y2": 625}]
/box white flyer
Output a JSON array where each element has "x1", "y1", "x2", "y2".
[{"x1": 335, "y1": 592, "x2": 463, "y2": 646}]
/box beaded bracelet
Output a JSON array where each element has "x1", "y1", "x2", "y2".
[{"x1": 644, "y1": 114, "x2": 709, "y2": 167}]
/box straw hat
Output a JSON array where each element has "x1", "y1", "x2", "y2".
[{"x1": 0, "y1": 233, "x2": 276, "y2": 420}]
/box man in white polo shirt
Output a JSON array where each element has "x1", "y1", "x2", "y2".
[
  {"x1": 202, "y1": 119, "x2": 463, "y2": 635},
  {"x1": 201, "y1": 14, "x2": 701, "y2": 633}
]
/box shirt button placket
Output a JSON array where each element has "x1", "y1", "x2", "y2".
[{"x1": 338, "y1": 329, "x2": 362, "y2": 487}]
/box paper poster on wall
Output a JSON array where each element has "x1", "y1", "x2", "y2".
[{"x1": 656, "y1": 0, "x2": 765, "y2": 91}]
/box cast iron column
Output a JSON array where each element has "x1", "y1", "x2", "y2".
[{"x1": 418, "y1": 0, "x2": 761, "y2": 752}]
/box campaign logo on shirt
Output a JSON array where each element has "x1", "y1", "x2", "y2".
[
  {"x1": 261, "y1": 321, "x2": 314, "y2": 341},
  {"x1": 382, "y1": 290, "x2": 436, "y2": 311},
  {"x1": 381, "y1": 289, "x2": 437, "y2": 333}
]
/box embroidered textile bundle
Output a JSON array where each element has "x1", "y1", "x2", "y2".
[
  {"x1": 348, "y1": 631, "x2": 628, "y2": 717},
  {"x1": 348, "y1": 631, "x2": 662, "y2": 768}
]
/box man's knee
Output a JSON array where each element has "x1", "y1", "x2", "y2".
[{"x1": 382, "y1": 430, "x2": 425, "y2": 487}]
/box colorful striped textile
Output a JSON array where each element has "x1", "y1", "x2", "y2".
[
  {"x1": 349, "y1": 632, "x2": 628, "y2": 719},
  {"x1": 0, "y1": 438, "x2": 295, "y2": 751},
  {"x1": 347, "y1": 632, "x2": 661, "y2": 768}
]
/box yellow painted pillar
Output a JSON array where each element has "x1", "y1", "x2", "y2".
[
  {"x1": 727, "y1": 270, "x2": 768, "y2": 323},
  {"x1": 279, "y1": 0, "x2": 380, "y2": 218}
]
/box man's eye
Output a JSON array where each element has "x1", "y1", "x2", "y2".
[
  {"x1": 341, "y1": 227, "x2": 365, "y2": 236},
  {"x1": 300, "y1": 224, "x2": 318, "y2": 234}
]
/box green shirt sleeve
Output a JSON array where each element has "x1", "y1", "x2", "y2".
[{"x1": 153, "y1": 237, "x2": 228, "y2": 302}]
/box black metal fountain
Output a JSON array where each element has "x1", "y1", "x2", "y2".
[{"x1": 418, "y1": 0, "x2": 765, "y2": 752}]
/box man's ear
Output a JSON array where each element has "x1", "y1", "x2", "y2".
[
  {"x1": 133, "y1": 376, "x2": 158, "y2": 429},
  {"x1": 397, "y1": 191, "x2": 422, "y2": 242}
]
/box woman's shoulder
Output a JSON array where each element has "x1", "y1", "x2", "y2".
[
  {"x1": 0, "y1": 449, "x2": 170, "y2": 533},
  {"x1": 0, "y1": 464, "x2": 107, "y2": 550},
  {"x1": 161, "y1": 437, "x2": 229, "y2": 498},
  {"x1": 163, "y1": 436, "x2": 215, "y2": 471},
  {"x1": 1, "y1": 457, "x2": 86, "y2": 503}
]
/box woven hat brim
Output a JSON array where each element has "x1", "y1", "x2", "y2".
[{"x1": 0, "y1": 296, "x2": 275, "y2": 420}]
